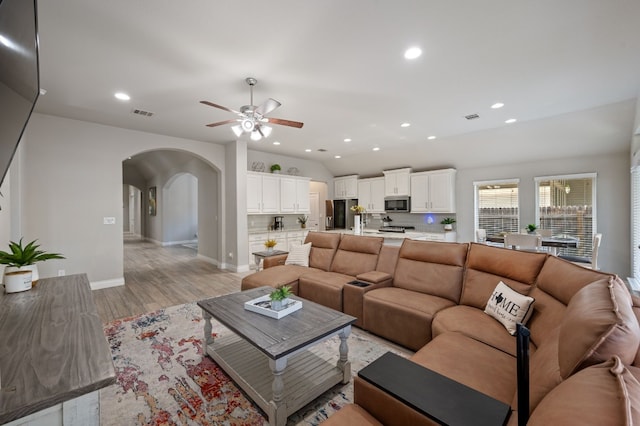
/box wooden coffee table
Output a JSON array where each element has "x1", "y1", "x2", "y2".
[{"x1": 197, "y1": 287, "x2": 356, "y2": 426}]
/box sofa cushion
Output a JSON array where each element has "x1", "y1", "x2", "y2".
[
  {"x1": 432, "y1": 305, "x2": 535, "y2": 357},
  {"x1": 484, "y1": 281, "x2": 535, "y2": 335},
  {"x1": 330, "y1": 234, "x2": 383, "y2": 277},
  {"x1": 528, "y1": 356, "x2": 640, "y2": 426},
  {"x1": 527, "y1": 254, "x2": 614, "y2": 347},
  {"x1": 240, "y1": 264, "x2": 320, "y2": 294},
  {"x1": 558, "y1": 277, "x2": 640, "y2": 379},
  {"x1": 526, "y1": 327, "x2": 562, "y2": 412},
  {"x1": 375, "y1": 245, "x2": 400, "y2": 276},
  {"x1": 298, "y1": 271, "x2": 355, "y2": 312},
  {"x1": 363, "y1": 287, "x2": 456, "y2": 351},
  {"x1": 284, "y1": 242, "x2": 311, "y2": 267},
  {"x1": 321, "y1": 404, "x2": 383, "y2": 426},
  {"x1": 460, "y1": 243, "x2": 546, "y2": 309},
  {"x1": 393, "y1": 240, "x2": 469, "y2": 303},
  {"x1": 410, "y1": 332, "x2": 516, "y2": 405},
  {"x1": 305, "y1": 232, "x2": 341, "y2": 271}
]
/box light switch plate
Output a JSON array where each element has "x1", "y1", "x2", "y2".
[{"x1": 103, "y1": 217, "x2": 116, "y2": 225}]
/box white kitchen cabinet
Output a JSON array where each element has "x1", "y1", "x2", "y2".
[
  {"x1": 334, "y1": 175, "x2": 358, "y2": 199},
  {"x1": 383, "y1": 168, "x2": 412, "y2": 196},
  {"x1": 280, "y1": 176, "x2": 311, "y2": 213},
  {"x1": 357, "y1": 177, "x2": 385, "y2": 213},
  {"x1": 410, "y1": 169, "x2": 456, "y2": 213},
  {"x1": 247, "y1": 172, "x2": 280, "y2": 214},
  {"x1": 408, "y1": 231, "x2": 457, "y2": 242}
]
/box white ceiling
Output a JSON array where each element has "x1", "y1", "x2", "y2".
[{"x1": 34, "y1": 0, "x2": 640, "y2": 175}]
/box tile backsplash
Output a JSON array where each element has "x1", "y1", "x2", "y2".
[{"x1": 364, "y1": 212, "x2": 457, "y2": 232}]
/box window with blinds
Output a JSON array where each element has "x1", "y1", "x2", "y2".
[
  {"x1": 632, "y1": 168, "x2": 640, "y2": 279},
  {"x1": 475, "y1": 180, "x2": 519, "y2": 236},
  {"x1": 535, "y1": 173, "x2": 596, "y2": 257}
]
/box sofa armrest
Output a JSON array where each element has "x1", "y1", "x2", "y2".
[
  {"x1": 357, "y1": 352, "x2": 511, "y2": 426},
  {"x1": 264, "y1": 254, "x2": 288, "y2": 269},
  {"x1": 343, "y1": 279, "x2": 393, "y2": 328},
  {"x1": 356, "y1": 271, "x2": 392, "y2": 284}
]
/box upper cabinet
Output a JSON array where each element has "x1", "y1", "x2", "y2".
[
  {"x1": 280, "y1": 176, "x2": 311, "y2": 214},
  {"x1": 334, "y1": 175, "x2": 358, "y2": 199},
  {"x1": 358, "y1": 177, "x2": 385, "y2": 213},
  {"x1": 410, "y1": 169, "x2": 456, "y2": 213},
  {"x1": 383, "y1": 168, "x2": 412, "y2": 196},
  {"x1": 247, "y1": 172, "x2": 280, "y2": 214}
]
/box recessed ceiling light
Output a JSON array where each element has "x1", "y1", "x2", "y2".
[
  {"x1": 505, "y1": 118, "x2": 517, "y2": 124},
  {"x1": 305, "y1": 148, "x2": 312, "y2": 152},
  {"x1": 373, "y1": 147, "x2": 380, "y2": 151},
  {"x1": 334, "y1": 155, "x2": 341, "y2": 159},
  {"x1": 491, "y1": 102, "x2": 505, "y2": 109},
  {"x1": 114, "y1": 92, "x2": 130, "y2": 101},
  {"x1": 404, "y1": 46, "x2": 422, "y2": 60},
  {"x1": 344, "y1": 138, "x2": 352, "y2": 142},
  {"x1": 273, "y1": 141, "x2": 280, "y2": 145},
  {"x1": 427, "y1": 136, "x2": 436, "y2": 140},
  {"x1": 401, "y1": 122, "x2": 411, "y2": 128}
]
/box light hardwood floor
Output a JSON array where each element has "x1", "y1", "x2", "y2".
[{"x1": 93, "y1": 237, "x2": 249, "y2": 323}]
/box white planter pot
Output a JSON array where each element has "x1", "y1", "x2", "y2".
[
  {"x1": 444, "y1": 224, "x2": 453, "y2": 231},
  {"x1": 4, "y1": 265, "x2": 39, "y2": 285},
  {"x1": 4, "y1": 269, "x2": 32, "y2": 293}
]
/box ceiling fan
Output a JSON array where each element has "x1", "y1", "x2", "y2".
[{"x1": 200, "y1": 77, "x2": 304, "y2": 141}]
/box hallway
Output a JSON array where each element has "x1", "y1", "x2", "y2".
[{"x1": 93, "y1": 237, "x2": 245, "y2": 322}]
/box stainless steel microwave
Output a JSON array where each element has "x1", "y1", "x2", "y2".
[{"x1": 384, "y1": 196, "x2": 411, "y2": 212}]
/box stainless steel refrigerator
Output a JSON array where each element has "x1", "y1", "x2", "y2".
[{"x1": 332, "y1": 199, "x2": 358, "y2": 230}]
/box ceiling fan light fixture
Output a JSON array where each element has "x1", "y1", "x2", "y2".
[
  {"x1": 250, "y1": 130, "x2": 262, "y2": 141},
  {"x1": 241, "y1": 118, "x2": 255, "y2": 132},
  {"x1": 261, "y1": 125, "x2": 272, "y2": 138},
  {"x1": 231, "y1": 125, "x2": 243, "y2": 137}
]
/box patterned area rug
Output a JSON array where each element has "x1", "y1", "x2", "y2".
[{"x1": 100, "y1": 302, "x2": 411, "y2": 425}]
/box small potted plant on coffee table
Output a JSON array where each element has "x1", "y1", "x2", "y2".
[{"x1": 269, "y1": 285, "x2": 292, "y2": 311}]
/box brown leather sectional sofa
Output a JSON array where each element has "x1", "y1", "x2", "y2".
[{"x1": 241, "y1": 232, "x2": 640, "y2": 424}]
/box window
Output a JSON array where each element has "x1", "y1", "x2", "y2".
[
  {"x1": 535, "y1": 173, "x2": 596, "y2": 257},
  {"x1": 474, "y1": 179, "x2": 520, "y2": 237}
]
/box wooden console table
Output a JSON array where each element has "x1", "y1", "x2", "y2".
[{"x1": 0, "y1": 274, "x2": 116, "y2": 425}]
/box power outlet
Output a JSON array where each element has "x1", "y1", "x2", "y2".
[
  {"x1": 57, "y1": 269, "x2": 65, "y2": 276},
  {"x1": 103, "y1": 217, "x2": 116, "y2": 225}
]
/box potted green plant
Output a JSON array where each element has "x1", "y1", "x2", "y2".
[
  {"x1": 441, "y1": 217, "x2": 456, "y2": 231},
  {"x1": 297, "y1": 215, "x2": 308, "y2": 229},
  {"x1": 0, "y1": 238, "x2": 65, "y2": 289},
  {"x1": 269, "y1": 285, "x2": 293, "y2": 311},
  {"x1": 270, "y1": 164, "x2": 281, "y2": 174},
  {"x1": 526, "y1": 224, "x2": 538, "y2": 234}
]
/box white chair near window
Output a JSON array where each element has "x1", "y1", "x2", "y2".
[
  {"x1": 476, "y1": 229, "x2": 487, "y2": 243},
  {"x1": 504, "y1": 233, "x2": 543, "y2": 252},
  {"x1": 559, "y1": 233, "x2": 602, "y2": 270}
]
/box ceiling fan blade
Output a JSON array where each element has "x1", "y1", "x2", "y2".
[
  {"x1": 205, "y1": 118, "x2": 238, "y2": 128},
  {"x1": 200, "y1": 100, "x2": 241, "y2": 115},
  {"x1": 255, "y1": 98, "x2": 281, "y2": 116},
  {"x1": 266, "y1": 117, "x2": 304, "y2": 128}
]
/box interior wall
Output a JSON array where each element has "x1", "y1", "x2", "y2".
[
  {"x1": 247, "y1": 150, "x2": 333, "y2": 185},
  {"x1": 456, "y1": 151, "x2": 630, "y2": 277},
  {"x1": 163, "y1": 173, "x2": 197, "y2": 244},
  {"x1": 21, "y1": 113, "x2": 226, "y2": 286},
  {"x1": 225, "y1": 140, "x2": 248, "y2": 272}
]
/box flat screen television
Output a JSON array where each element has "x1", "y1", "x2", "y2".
[{"x1": 0, "y1": 0, "x2": 40, "y2": 187}]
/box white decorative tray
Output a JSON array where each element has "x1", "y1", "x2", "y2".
[{"x1": 244, "y1": 295, "x2": 303, "y2": 319}]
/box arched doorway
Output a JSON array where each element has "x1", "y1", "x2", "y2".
[{"x1": 122, "y1": 149, "x2": 222, "y2": 266}]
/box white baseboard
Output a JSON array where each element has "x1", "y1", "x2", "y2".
[
  {"x1": 162, "y1": 239, "x2": 198, "y2": 247},
  {"x1": 145, "y1": 237, "x2": 162, "y2": 245},
  {"x1": 90, "y1": 277, "x2": 125, "y2": 290},
  {"x1": 197, "y1": 254, "x2": 249, "y2": 273}
]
